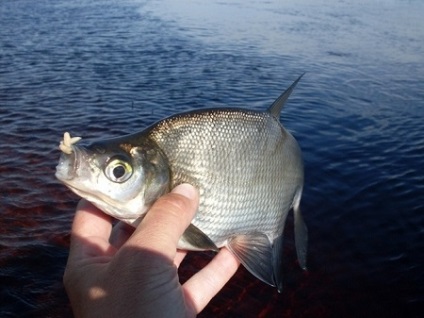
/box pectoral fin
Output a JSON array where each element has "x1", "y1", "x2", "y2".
[
  {"x1": 179, "y1": 224, "x2": 219, "y2": 251},
  {"x1": 227, "y1": 232, "x2": 283, "y2": 291}
]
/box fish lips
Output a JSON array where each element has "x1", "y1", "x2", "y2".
[{"x1": 55, "y1": 145, "x2": 91, "y2": 182}]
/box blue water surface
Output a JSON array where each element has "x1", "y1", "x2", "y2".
[{"x1": 1, "y1": 0, "x2": 423, "y2": 317}]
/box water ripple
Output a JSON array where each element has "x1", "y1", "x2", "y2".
[{"x1": 1, "y1": 0, "x2": 423, "y2": 317}]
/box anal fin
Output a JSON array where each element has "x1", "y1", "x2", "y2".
[
  {"x1": 227, "y1": 232, "x2": 279, "y2": 290},
  {"x1": 179, "y1": 224, "x2": 218, "y2": 252}
]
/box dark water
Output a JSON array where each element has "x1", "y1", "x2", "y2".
[{"x1": 1, "y1": 0, "x2": 423, "y2": 317}]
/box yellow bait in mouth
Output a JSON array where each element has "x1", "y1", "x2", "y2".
[{"x1": 59, "y1": 132, "x2": 81, "y2": 154}]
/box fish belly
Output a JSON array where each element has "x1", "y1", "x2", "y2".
[{"x1": 149, "y1": 109, "x2": 303, "y2": 247}]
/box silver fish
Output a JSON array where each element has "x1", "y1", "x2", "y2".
[{"x1": 56, "y1": 75, "x2": 308, "y2": 292}]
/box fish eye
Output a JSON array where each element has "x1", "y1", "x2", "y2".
[{"x1": 105, "y1": 157, "x2": 133, "y2": 183}]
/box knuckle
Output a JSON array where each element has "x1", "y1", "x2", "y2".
[{"x1": 155, "y1": 193, "x2": 193, "y2": 217}]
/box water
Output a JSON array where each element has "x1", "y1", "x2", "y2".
[{"x1": 1, "y1": 0, "x2": 423, "y2": 317}]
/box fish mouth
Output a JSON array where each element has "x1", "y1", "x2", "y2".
[
  {"x1": 57, "y1": 178, "x2": 145, "y2": 226},
  {"x1": 55, "y1": 145, "x2": 89, "y2": 182}
]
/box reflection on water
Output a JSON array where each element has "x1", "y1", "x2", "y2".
[
  {"x1": 0, "y1": 0, "x2": 423, "y2": 317},
  {"x1": 144, "y1": 0, "x2": 424, "y2": 63}
]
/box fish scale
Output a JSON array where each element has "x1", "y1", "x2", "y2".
[{"x1": 148, "y1": 110, "x2": 300, "y2": 245}]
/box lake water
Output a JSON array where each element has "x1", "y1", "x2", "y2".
[{"x1": 1, "y1": 0, "x2": 423, "y2": 317}]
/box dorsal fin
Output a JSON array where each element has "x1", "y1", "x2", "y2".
[{"x1": 267, "y1": 73, "x2": 305, "y2": 117}]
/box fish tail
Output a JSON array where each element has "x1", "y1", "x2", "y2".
[{"x1": 293, "y1": 189, "x2": 308, "y2": 270}]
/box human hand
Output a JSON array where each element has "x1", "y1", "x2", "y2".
[{"x1": 63, "y1": 183, "x2": 240, "y2": 318}]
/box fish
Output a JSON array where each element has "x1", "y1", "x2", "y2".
[{"x1": 56, "y1": 75, "x2": 308, "y2": 292}]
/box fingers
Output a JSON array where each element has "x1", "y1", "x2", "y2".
[
  {"x1": 72, "y1": 199, "x2": 113, "y2": 239},
  {"x1": 183, "y1": 248, "x2": 240, "y2": 313},
  {"x1": 126, "y1": 183, "x2": 199, "y2": 261},
  {"x1": 68, "y1": 200, "x2": 115, "y2": 261},
  {"x1": 109, "y1": 221, "x2": 135, "y2": 249},
  {"x1": 174, "y1": 250, "x2": 188, "y2": 267},
  {"x1": 64, "y1": 200, "x2": 116, "y2": 298}
]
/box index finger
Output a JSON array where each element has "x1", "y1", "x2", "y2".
[
  {"x1": 125, "y1": 183, "x2": 199, "y2": 260},
  {"x1": 68, "y1": 199, "x2": 115, "y2": 261}
]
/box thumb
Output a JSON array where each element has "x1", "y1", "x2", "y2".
[{"x1": 125, "y1": 183, "x2": 199, "y2": 259}]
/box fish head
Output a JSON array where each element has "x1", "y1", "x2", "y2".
[{"x1": 55, "y1": 132, "x2": 170, "y2": 225}]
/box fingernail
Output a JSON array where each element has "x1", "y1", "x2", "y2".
[{"x1": 172, "y1": 183, "x2": 198, "y2": 200}]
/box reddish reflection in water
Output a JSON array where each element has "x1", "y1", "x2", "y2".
[{"x1": 0, "y1": 123, "x2": 422, "y2": 318}]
